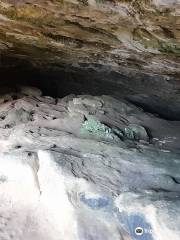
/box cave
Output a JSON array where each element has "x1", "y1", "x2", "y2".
[
  {"x1": 0, "y1": 55, "x2": 130, "y2": 98},
  {"x1": 0, "y1": 0, "x2": 180, "y2": 240},
  {"x1": 1, "y1": 54, "x2": 180, "y2": 121}
]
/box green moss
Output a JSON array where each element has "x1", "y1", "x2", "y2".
[
  {"x1": 159, "y1": 43, "x2": 180, "y2": 56},
  {"x1": 80, "y1": 118, "x2": 119, "y2": 141}
]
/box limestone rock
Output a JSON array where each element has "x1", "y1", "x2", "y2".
[{"x1": 0, "y1": 90, "x2": 179, "y2": 239}]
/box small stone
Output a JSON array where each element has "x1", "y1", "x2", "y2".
[{"x1": 124, "y1": 124, "x2": 149, "y2": 141}]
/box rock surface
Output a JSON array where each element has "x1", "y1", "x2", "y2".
[
  {"x1": 0, "y1": 87, "x2": 179, "y2": 240},
  {"x1": 0, "y1": 1, "x2": 179, "y2": 239},
  {"x1": 0, "y1": 0, "x2": 179, "y2": 123},
  {"x1": 0, "y1": 0, "x2": 179, "y2": 73}
]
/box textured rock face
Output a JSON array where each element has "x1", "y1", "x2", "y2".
[
  {"x1": 0, "y1": 1, "x2": 180, "y2": 239},
  {"x1": 0, "y1": 0, "x2": 179, "y2": 118},
  {"x1": 0, "y1": 0, "x2": 179, "y2": 73},
  {"x1": 0, "y1": 87, "x2": 180, "y2": 239}
]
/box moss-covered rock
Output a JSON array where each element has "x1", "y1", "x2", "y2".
[
  {"x1": 80, "y1": 118, "x2": 119, "y2": 141},
  {"x1": 159, "y1": 43, "x2": 180, "y2": 56}
]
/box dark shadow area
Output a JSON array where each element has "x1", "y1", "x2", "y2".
[
  {"x1": 0, "y1": 55, "x2": 180, "y2": 121},
  {"x1": 0, "y1": 56, "x2": 130, "y2": 98},
  {"x1": 127, "y1": 94, "x2": 180, "y2": 121}
]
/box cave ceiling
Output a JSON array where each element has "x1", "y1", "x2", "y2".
[
  {"x1": 0, "y1": 0, "x2": 179, "y2": 69},
  {"x1": 0, "y1": 0, "x2": 179, "y2": 99}
]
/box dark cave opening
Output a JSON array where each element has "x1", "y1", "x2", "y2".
[
  {"x1": 0, "y1": 55, "x2": 180, "y2": 121},
  {"x1": 0, "y1": 54, "x2": 138, "y2": 100},
  {"x1": 0, "y1": 58, "x2": 123, "y2": 98},
  {"x1": 126, "y1": 95, "x2": 180, "y2": 121}
]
